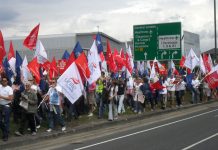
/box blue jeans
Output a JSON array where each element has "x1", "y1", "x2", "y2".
[
  {"x1": 96, "y1": 93, "x2": 105, "y2": 118},
  {"x1": 0, "y1": 105, "x2": 11, "y2": 138},
  {"x1": 134, "y1": 101, "x2": 143, "y2": 113},
  {"x1": 48, "y1": 105, "x2": 65, "y2": 129}
]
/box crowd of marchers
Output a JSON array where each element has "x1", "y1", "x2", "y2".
[{"x1": 0, "y1": 70, "x2": 217, "y2": 142}]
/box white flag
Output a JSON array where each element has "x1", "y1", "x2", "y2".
[
  {"x1": 126, "y1": 45, "x2": 134, "y2": 71},
  {"x1": 184, "y1": 48, "x2": 199, "y2": 70},
  {"x1": 146, "y1": 60, "x2": 151, "y2": 70},
  {"x1": 57, "y1": 62, "x2": 84, "y2": 104},
  {"x1": 171, "y1": 60, "x2": 175, "y2": 69},
  {"x1": 150, "y1": 61, "x2": 156, "y2": 80},
  {"x1": 21, "y1": 56, "x2": 32, "y2": 81},
  {"x1": 35, "y1": 40, "x2": 48, "y2": 64},
  {"x1": 8, "y1": 57, "x2": 16, "y2": 74},
  {"x1": 199, "y1": 55, "x2": 206, "y2": 74},
  {"x1": 87, "y1": 40, "x2": 101, "y2": 84},
  {"x1": 140, "y1": 61, "x2": 145, "y2": 73}
]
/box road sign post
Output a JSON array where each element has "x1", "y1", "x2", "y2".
[{"x1": 134, "y1": 22, "x2": 181, "y2": 61}]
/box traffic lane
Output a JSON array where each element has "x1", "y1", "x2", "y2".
[
  {"x1": 188, "y1": 134, "x2": 218, "y2": 150},
  {"x1": 68, "y1": 108, "x2": 218, "y2": 150}
]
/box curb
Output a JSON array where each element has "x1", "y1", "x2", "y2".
[{"x1": 0, "y1": 100, "x2": 216, "y2": 149}]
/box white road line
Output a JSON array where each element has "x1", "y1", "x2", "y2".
[
  {"x1": 182, "y1": 133, "x2": 218, "y2": 150},
  {"x1": 74, "y1": 108, "x2": 218, "y2": 150}
]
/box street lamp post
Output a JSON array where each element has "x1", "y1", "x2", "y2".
[{"x1": 214, "y1": 0, "x2": 217, "y2": 62}]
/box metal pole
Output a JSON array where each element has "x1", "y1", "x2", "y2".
[{"x1": 214, "y1": 0, "x2": 217, "y2": 62}]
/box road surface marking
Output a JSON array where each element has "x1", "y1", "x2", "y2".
[
  {"x1": 182, "y1": 133, "x2": 218, "y2": 150},
  {"x1": 74, "y1": 108, "x2": 218, "y2": 150}
]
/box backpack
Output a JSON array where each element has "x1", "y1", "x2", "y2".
[{"x1": 140, "y1": 83, "x2": 151, "y2": 95}]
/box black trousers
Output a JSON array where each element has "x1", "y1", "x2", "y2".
[
  {"x1": 175, "y1": 91, "x2": 181, "y2": 106},
  {"x1": 19, "y1": 109, "x2": 36, "y2": 134}
]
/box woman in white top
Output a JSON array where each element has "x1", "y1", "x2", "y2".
[
  {"x1": 159, "y1": 76, "x2": 168, "y2": 109},
  {"x1": 203, "y1": 80, "x2": 211, "y2": 101},
  {"x1": 108, "y1": 79, "x2": 118, "y2": 121},
  {"x1": 133, "y1": 77, "x2": 144, "y2": 114}
]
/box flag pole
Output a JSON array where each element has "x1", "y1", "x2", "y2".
[{"x1": 214, "y1": 0, "x2": 217, "y2": 61}]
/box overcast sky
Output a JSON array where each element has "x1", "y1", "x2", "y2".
[{"x1": 0, "y1": 0, "x2": 216, "y2": 51}]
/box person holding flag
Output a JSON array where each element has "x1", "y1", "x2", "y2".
[
  {"x1": 191, "y1": 75, "x2": 200, "y2": 104},
  {"x1": 44, "y1": 78, "x2": 66, "y2": 132},
  {"x1": 159, "y1": 76, "x2": 168, "y2": 110},
  {"x1": 167, "y1": 75, "x2": 176, "y2": 108}
]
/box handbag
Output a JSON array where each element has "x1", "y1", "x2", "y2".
[{"x1": 19, "y1": 100, "x2": 28, "y2": 110}]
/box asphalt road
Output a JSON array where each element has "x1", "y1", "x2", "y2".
[
  {"x1": 63, "y1": 107, "x2": 218, "y2": 150},
  {"x1": 10, "y1": 103, "x2": 218, "y2": 150}
]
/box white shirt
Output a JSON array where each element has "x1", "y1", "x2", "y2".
[
  {"x1": 0, "y1": 84, "x2": 13, "y2": 105},
  {"x1": 160, "y1": 81, "x2": 168, "y2": 94},
  {"x1": 167, "y1": 78, "x2": 175, "y2": 91},
  {"x1": 109, "y1": 85, "x2": 118, "y2": 97},
  {"x1": 192, "y1": 79, "x2": 200, "y2": 89}
]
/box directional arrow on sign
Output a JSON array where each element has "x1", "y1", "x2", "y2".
[
  {"x1": 144, "y1": 51, "x2": 147, "y2": 60},
  {"x1": 161, "y1": 51, "x2": 167, "y2": 59},
  {"x1": 172, "y1": 51, "x2": 178, "y2": 59}
]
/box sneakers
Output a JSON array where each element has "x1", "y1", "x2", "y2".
[
  {"x1": 2, "y1": 136, "x2": 8, "y2": 142},
  {"x1": 61, "y1": 126, "x2": 66, "y2": 132},
  {"x1": 36, "y1": 125, "x2": 41, "y2": 129},
  {"x1": 15, "y1": 131, "x2": 23, "y2": 136},
  {"x1": 88, "y1": 113, "x2": 93, "y2": 117},
  {"x1": 31, "y1": 132, "x2": 36, "y2": 136},
  {"x1": 46, "y1": 128, "x2": 52, "y2": 132}
]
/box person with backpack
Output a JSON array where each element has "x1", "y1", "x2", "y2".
[
  {"x1": 134, "y1": 77, "x2": 144, "y2": 114},
  {"x1": 108, "y1": 79, "x2": 118, "y2": 121},
  {"x1": 141, "y1": 77, "x2": 154, "y2": 111}
]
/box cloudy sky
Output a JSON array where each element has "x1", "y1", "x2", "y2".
[{"x1": 0, "y1": 0, "x2": 216, "y2": 51}]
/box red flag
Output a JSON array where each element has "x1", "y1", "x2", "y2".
[
  {"x1": 151, "y1": 81, "x2": 165, "y2": 90},
  {"x1": 42, "y1": 60, "x2": 51, "y2": 71},
  {"x1": 64, "y1": 52, "x2": 75, "y2": 71},
  {"x1": 8, "y1": 41, "x2": 15, "y2": 60},
  {"x1": 99, "y1": 51, "x2": 105, "y2": 62},
  {"x1": 180, "y1": 56, "x2": 186, "y2": 67},
  {"x1": 49, "y1": 57, "x2": 58, "y2": 79},
  {"x1": 187, "y1": 68, "x2": 191, "y2": 74},
  {"x1": 159, "y1": 64, "x2": 167, "y2": 75},
  {"x1": 0, "y1": 64, "x2": 3, "y2": 73},
  {"x1": 0, "y1": 30, "x2": 6, "y2": 64},
  {"x1": 57, "y1": 59, "x2": 67, "y2": 75},
  {"x1": 125, "y1": 53, "x2": 132, "y2": 74},
  {"x1": 113, "y1": 48, "x2": 125, "y2": 71},
  {"x1": 203, "y1": 54, "x2": 212, "y2": 73},
  {"x1": 106, "y1": 40, "x2": 117, "y2": 73},
  {"x1": 23, "y1": 24, "x2": 40, "y2": 50},
  {"x1": 120, "y1": 48, "x2": 125, "y2": 59},
  {"x1": 205, "y1": 71, "x2": 218, "y2": 89},
  {"x1": 27, "y1": 57, "x2": 40, "y2": 83},
  {"x1": 75, "y1": 52, "x2": 90, "y2": 79}
]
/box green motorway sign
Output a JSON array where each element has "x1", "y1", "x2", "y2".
[{"x1": 133, "y1": 22, "x2": 181, "y2": 61}]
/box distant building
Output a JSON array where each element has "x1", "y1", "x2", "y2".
[
  {"x1": 183, "y1": 31, "x2": 200, "y2": 57},
  {"x1": 204, "y1": 48, "x2": 218, "y2": 63},
  {"x1": 4, "y1": 32, "x2": 124, "y2": 61}
]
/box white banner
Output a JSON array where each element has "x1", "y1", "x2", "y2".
[
  {"x1": 35, "y1": 40, "x2": 47, "y2": 64},
  {"x1": 57, "y1": 62, "x2": 84, "y2": 104},
  {"x1": 87, "y1": 40, "x2": 101, "y2": 84}
]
